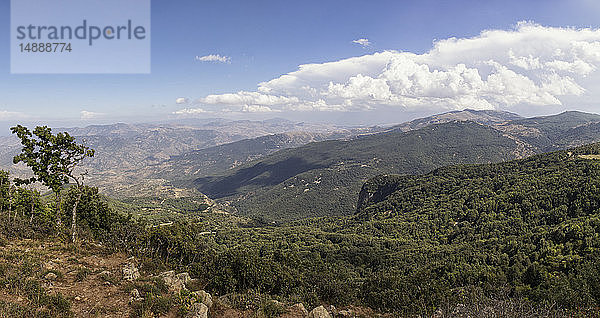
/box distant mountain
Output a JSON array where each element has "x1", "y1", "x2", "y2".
[
  {"x1": 392, "y1": 109, "x2": 522, "y2": 132},
  {"x1": 193, "y1": 121, "x2": 520, "y2": 221},
  {"x1": 0, "y1": 119, "x2": 379, "y2": 197},
  {"x1": 191, "y1": 110, "x2": 600, "y2": 222},
  {"x1": 495, "y1": 111, "x2": 600, "y2": 151},
  {"x1": 146, "y1": 131, "x2": 351, "y2": 181}
]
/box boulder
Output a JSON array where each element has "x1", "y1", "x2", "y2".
[
  {"x1": 309, "y1": 305, "x2": 331, "y2": 318},
  {"x1": 159, "y1": 271, "x2": 191, "y2": 293},
  {"x1": 122, "y1": 262, "x2": 139, "y2": 281},
  {"x1": 289, "y1": 303, "x2": 309, "y2": 316},
  {"x1": 338, "y1": 310, "x2": 354, "y2": 317},
  {"x1": 44, "y1": 272, "x2": 57, "y2": 281},
  {"x1": 129, "y1": 288, "x2": 144, "y2": 303},
  {"x1": 192, "y1": 290, "x2": 213, "y2": 308},
  {"x1": 186, "y1": 302, "x2": 208, "y2": 318}
]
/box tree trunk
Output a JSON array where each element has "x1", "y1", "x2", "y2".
[
  {"x1": 71, "y1": 186, "x2": 83, "y2": 243},
  {"x1": 30, "y1": 194, "x2": 34, "y2": 223},
  {"x1": 56, "y1": 193, "x2": 62, "y2": 226}
]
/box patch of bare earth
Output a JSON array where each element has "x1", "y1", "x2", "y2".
[{"x1": 0, "y1": 239, "x2": 132, "y2": 317}]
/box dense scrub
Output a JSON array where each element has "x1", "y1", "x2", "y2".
[{"x1": 3, "y1": 143, "x2": 600, "y2": 316}]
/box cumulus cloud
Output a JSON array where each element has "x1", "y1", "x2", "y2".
[
  {"x1": 80, "y1": 111, "x2": 104, "y2": 120},
  {"x1": 193, "y1": 22, "x2": 600, "y2": 113},
  {"x1": 241, "y1": 105, "x2": 279, "y2": 113},
  {"x1": 352, "y1": 38, "x2": 371, "y2": 47},
  {"x1": 173, "y1": 108, "x2": 211, "y2": 115},
  {"x1": 175, "y1": 97, "x2": 189, "y2": 104},
  {"x1": 0, "y1": 110, "x2": 26, "y2": 120},
  {"x1": 195, "y1": 54, "x2": 231, "y2": 63}
]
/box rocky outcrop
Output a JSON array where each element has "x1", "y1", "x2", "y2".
[
  {"x1": 186, "y1": 302, "x2": 208, "y2": 318},
  {"x1": 309, "y1": 305, "x2": 331, "y2": 318},
  {"x1": 287, "y1": 303, "x2": 309, "y2": 317},
  {"x1": 159, "y1": 271, "x2": 192, "y2": 293},
  {"x1": 193, "y1": 290, "x2": 213, "y2": 308},
  {"x1": 122, "y1": 259, "x2": 140, "y2": 281}
]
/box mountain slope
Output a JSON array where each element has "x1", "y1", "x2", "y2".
[
  {"x1": 495, "y1": 111, "x2": 600, "y2": 151},
  {"x1": 392, "y1": 109, "x2": 522, "y2": 132},
  {"x1": 193, "y1": 121, "x2": 521, "y2": 221},
  {"x1": 340, "y1": 143, "x2": 600, "y2": 312},
  {"x1": 0, "y1": 119, "x2": 369, "y2": 197},
  {"x1": 192, "y1": 110, "x2": 600, "y2": 222}
]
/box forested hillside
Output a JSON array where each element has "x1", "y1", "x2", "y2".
[
  {"x1": 3, "y1": 131, "x2": 600, "y2": 316},
  {"x1": 193, "y1": 111, "x2": 600, "y2": 222},
  {"x1": 194, "y1": 121, "x2": 520, "y2": 221}
]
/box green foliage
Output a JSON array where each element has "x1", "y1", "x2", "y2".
[
  {"x1": 10, "y1": 124, "x2": 95, "y2": 243},
  {"x1": 62, "y1": 186, "x2": 123, "y2": 235},
  {"x1": 128, "y1": 277, "x2": 173, "y2": 317},
  {"x1": 5, "y1": 122, "x2": 600, "y2": 315},
  {"x1": 196, "y1": 121, "x2": 520, "y2": 221},
  {"x1": 255, "y1": 300, "x2": 288, "y2": 318},
  {"x1": 74, "y1": 267, "x2": 91, "y2": 282},
  {"x1": 10, "y1": 125, "x2": 94, "y2": 192}
]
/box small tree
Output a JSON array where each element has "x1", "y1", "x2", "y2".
[
  {"x1": 0, "y1": 170, "x2": 10, "y2": 211},
  {"x1": 11, "y1": 125, "x2": 94, "y2": 242}
]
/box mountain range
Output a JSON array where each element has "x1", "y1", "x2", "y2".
[
  {"x1": 2, "y1": 109, "x2": 600, "y2": 223},
  {"x1": 190, "y1": 110, "x2": 600, "y2": 221}
]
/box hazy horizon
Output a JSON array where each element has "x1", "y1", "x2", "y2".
[{"x1": 2, "y1": 0, "x2": 600, "y2": 128}]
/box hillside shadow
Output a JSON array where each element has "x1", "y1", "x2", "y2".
[{"x1": 193, "y1": 157, "x2": 326, "y2": 198}]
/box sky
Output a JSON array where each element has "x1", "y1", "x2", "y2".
[{"x1": 1, "y1": 0, "x2": 600, "y2": 128}]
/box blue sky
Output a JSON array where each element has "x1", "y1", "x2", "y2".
[{"x1": 1, "y1": 0, "x2": 600, "y2": 127}]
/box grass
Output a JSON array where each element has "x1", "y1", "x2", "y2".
[{"x1": 75, "y1": 267, "x2": 92, "y2": 282}]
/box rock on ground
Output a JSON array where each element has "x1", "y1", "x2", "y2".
[
  {"x1": 186, "y1": 302, "x2": 208, "y2": 318},
  {"x1": 285, "y1": 303, "x2": 309, "y2": 317},
  {"x1": 159, "y1": 270, "x2": 191, "y2": 293},
  {"x1": 309, "y1": 305, "x2": 331, "y2": 318},
  {"x1": 193, "y1": 290, "x2": 213, "y2": 308},
  {"x1": 122, "y1": 261, "x2": 139, "y2": 281}
]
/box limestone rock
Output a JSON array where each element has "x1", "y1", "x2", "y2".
[
  {"x1": 289, "y1": 303, "x2": 309, "y2": 316},
  {"x1": 44, "y1": 272, "x2": 57, "y2": 281},
  {"x1": 186, "y1": 302, "x2": 208, "y2": 318},
  {"x1": 159, "y1": 271, "x2": 191, "y2": 293},
  {"x1": 192, "y1": 290, "x2": 213, "y2": 308},
  {"x1": 309, "y1": 305, "x2": 331, "y2": 318},
  {"x1": 122, "y1": 262, "x2": 139, "y2": 281}
]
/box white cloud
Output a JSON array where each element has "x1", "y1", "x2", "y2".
[
  {"x1": 195, "y1": 54, "x2": 231, "y2": 63},
  {"x1": 175, "y1": 97, "x2": 188, "y2": 104},
  {"x1": 173, "y1": 108, "x2": 211, "y2": 115},
  {"x1": 80, "y1": 111, "x2": 104, "y2": 120},
  {"x1": 202, "y1": 91, "x2": 300, "y2": 106},
  {"x1": 352, "y1": 38, "x2": 371, "y2": 47},
  {"x1": 0, "y1": 110, "x2": 26, "y2": 120},
  {"x1": 241, "y1": 105, "x2": 279, "y2": 113},
  {"x1": 196, "y1": 22, "x2": 600, "y2": 113}
]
